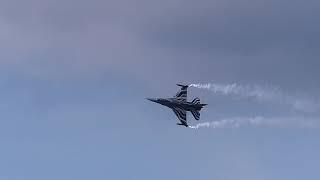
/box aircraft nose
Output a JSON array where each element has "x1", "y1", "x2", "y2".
[{"x1": 146, "y1": 98, "x2": 157, "y2": 103}]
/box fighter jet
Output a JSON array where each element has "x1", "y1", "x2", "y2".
[{"x1": 147, "y1": 84, "x2": 207, "y2": 127}]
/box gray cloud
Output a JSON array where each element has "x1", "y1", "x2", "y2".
[
  {"x1": 146, "y1": 0, "x2": 320, "y2": 52},
  {"x1": 0, "y1": 0, "x2": 319, "y2": 89}
]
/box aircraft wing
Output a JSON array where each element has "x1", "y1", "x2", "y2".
[
  {"x1": 174, "y1": 84, "x2": 188, "y2": 102},
  {"x1": 172, "y1": 107, "x2": 187, "y2": 124}
]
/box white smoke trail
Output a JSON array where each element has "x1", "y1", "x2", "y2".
[
  {"x1": 189, "y1": 83, "x2": 320, "y2": 113},
  {"x1": 189, "y1": 116, "x2": 320, "y2": 129}
]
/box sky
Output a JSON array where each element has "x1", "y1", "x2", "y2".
[{"x1": 0, "y1": 0, "x2": 320, "y2": 179}]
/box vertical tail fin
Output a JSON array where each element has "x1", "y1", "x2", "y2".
[{"x1": 192, "y1": 97, "x2": 200, "y2": 105}]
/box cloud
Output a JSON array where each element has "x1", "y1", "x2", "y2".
[
  {"x1": 0, "y1": 0, "x2": 319, "y2": 89},
  {"x1": 146, "y1": 0, "x2": 320, "y2": 53}
]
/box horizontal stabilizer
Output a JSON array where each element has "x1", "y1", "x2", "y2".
[{"x1": 191, "y1": 109, "x2": 200, "y2": 120}]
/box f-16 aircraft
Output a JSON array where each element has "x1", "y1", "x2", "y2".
[{"x1": 147, "y1": 84, "x2": 207, "y2": 127}]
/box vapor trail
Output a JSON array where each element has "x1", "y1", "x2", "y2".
[
  {"x1": 189, "y1": 116, "x2": 319, "y2": 129},
  {"x1": 189, "y1": 83, "x2": 320, "y2": 113}
]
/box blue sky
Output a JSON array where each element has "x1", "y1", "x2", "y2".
[{"x1": 0, "y1": 0, "x2": 320, "y2": 179}]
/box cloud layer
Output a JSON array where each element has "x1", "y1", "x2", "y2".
[{"x1": 1, "y1": 0, "x2": 320, "y2": 88}]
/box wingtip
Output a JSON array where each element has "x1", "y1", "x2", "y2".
[{"x1": 177, "y1": 83, "x2": 189, "y2": 87}]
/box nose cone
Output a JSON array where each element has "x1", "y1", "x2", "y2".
[{"x1": 146, "y1": 98, "x2": 158, "y2": 103}]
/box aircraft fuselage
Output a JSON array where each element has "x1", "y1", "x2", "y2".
[{"x1": 147, "y1": 98, "x2": 206, "y2": 112}]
